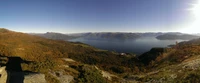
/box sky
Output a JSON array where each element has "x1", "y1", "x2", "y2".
[{"x1": 0, "y1": 0, "x2": 198, "y2": 33}]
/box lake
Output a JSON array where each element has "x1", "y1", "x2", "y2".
[{"x1": 69, "y1": 37, "x2": 186, "y2": 55}]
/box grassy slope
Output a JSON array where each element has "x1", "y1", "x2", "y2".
[
  {"x1": 4, "y1": 28, "x2": 200, "y2": 82},
  {"x1": 129, "y1": 39, "x2": 200, "y2": 82},
  {"x1": 0, "y1": 28, "x2": 141, "y2": 82}
]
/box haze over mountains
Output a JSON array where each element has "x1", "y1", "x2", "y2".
[
  {"x1": 30, "y1": 32, "x2": 200, "y2": 55},
  {"x1": 30, "y1": 32, "x2": 79, "y2": 40},
  {"x1": 156, "y1": 33, "x2": 200, "y2": 40},
  {"x1": 30, "y1": 32, "x2": 200, "y2": 41}
]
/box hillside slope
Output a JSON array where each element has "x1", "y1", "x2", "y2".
[
  {"x1": 2, "y1": 28, "x2": 200, "y2": 82},
  {"x1": 127, "y1": 38, "x2": 200, "y2": 82},
  {"x1": 0, "y1": 28, "x2": 141, "y2": 83}
]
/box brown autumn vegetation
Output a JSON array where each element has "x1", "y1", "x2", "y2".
[
  {"x1": 2, "y1": 28, "x2": 200, "y2": 82},
  {"x1": 0, "y1": 28, "x2": 141, "y2": 82}
]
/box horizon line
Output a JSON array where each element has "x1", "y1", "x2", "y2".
[{"x1": 1, "y1": 28, "x2": 199, "y2": 34}]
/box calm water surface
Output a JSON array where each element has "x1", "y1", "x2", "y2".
[{"x1": 69, "y1": 37, "x2": 186, "y2": 55}]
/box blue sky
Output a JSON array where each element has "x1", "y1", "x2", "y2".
[{"x1": 0, "y1": 0, "x2": 196, "y2": 33}]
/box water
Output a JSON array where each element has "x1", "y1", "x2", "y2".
[{"x1": 69, "y1": 37, "x2": 186, "y2": 55}]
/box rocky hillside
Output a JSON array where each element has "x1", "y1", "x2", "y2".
[
  {"x1": 1, "y1": 28, "x2": 200, "y2": 82},
  {"x1": 125, "y1": 38, "x2": 200, "y2": 82},
  {"x1": 0, "y1": 28, "x2": 141, "y2": 83}
]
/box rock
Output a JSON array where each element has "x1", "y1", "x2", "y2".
[
  {"x1": 0, "y1": 66, "x2": 47, "y2": 83},
  {"x1": 63, "y1": 58, "x2": 76, "y2": 62},
  {"x1": 180, "y1": 57, "x2": 200, "y2": 70},
  {"x1": 101, "y1": 71, "x2": 115, "y2": 80},
  {"x1": 24, "y1": 73, "x2": 47, "y2": 83},
  {"x1": 49, "y1": 71, "x2": 74, "y2": 83},
  {"x1": 0, "y1": 67, "x2": 7, "y2": 83},
  {"x1": 94, "y1": 66, "x2": 116, "y2": 80},
  {"x1": 57, "y1": 75, "x2": 74, "y2": 83},
  {"x1": 170, "y1": 74, "x2": 177, "y2": 79}
]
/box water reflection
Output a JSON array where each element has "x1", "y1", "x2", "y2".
[{"x1": 69, "y1": 37, "x2": 186, "y2": 55}]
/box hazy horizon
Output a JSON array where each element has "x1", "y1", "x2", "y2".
[{"x1": 1, "y1": 27, "x2": 200, "y2": 34}]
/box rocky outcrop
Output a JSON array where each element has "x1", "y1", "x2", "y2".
[
  {"x1": 0, "y1": 67, "x2": 7, "y2": 83},
  {"x1": 56, "y1": 75, "x2": 74, "y2": 83},
  {"x1": 24, "y1": 73, "x2": 47, "y2": 83},
  {"x1": 49, "y1": 71, "x2": 74, "y2": 83},
  {"x1": 0, "y1": 66, "x2": 47, "y2": 83},
  {"x1": 94, "y1": 66, "x2": 117, "y2": 81}
]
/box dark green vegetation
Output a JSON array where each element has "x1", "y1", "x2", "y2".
[
  {"x1": 138, "y1": 48, "x2": 165, "y2": 65},
  {"x1": 1, "y1": 28, "x2": 200, "y2": 82},
  {"x1": 75, "y1": 65, "x2": 107, "y2": 83},
  {"x1": 156, "y1": 33, "x2": 199, "y2": 40}
]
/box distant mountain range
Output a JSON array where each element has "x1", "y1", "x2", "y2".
[
  {"x1": 30, "y1": 32, "x2": 80, "y2": 40},
  {"x1": 30, "y1": 32, "x2": 200, "y2": 41},
  {"x1": 79, "y1": 32, "x2": 142, "y2": 40},
  {"x1": 156, "y1": 33, "x2": 200, "y2": 40}
]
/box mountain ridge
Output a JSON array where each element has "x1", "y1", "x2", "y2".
[
  {"x1": 156, "y1": 33, "x2": 200, "y2": 40},
  {"x1": 30, "y1": 32, "x2": 200, "y2": 41}
]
